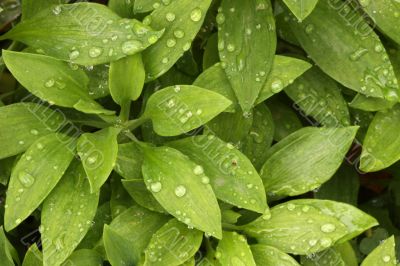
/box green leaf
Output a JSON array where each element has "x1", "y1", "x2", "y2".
[
  {"x1": 215, "y1": 231, "x2": 256, "y2": 266},
  {"x1": 202, "y1": 33, "x2": 219, "y2": 70},
  {"x1": 282, "y1": 0, "x2": 319, "y2": 21},
  {"x1": 284, "y1": 67, "x2": 351, "y2": 127},
  {"x1": 287, "y1": 1, "x2": 399, "y2": 101},
  {"x1": 143, "y1": 85, "x2": 232, "y2": 136},
  {"x1": 109, "y1": 205, "x2": 169, "y2": 263},
  {"x1": 168, "y1": 135, "x2": 268, "y2": 213},
  {"x1": 193, "y1": 63, "x2": 237, "y2": 112},
  {"x1": 78, "y1": 127, "x2": 119, "y2": 192},
  {"x1": 256, "y1": 55, "x2": 312, "y2": 104},
  {"x1": 109, "y1": 53, "x2": 145, "y2": 105},
  {"x1": 41, "y1": 160, "x2": 99, "y2": 266},
  {"x1": 122, "y1": 179, "x2": 166, "y2": 213},
  {"x1": 133, "y1": 0, "x2": 157, "y2": 13},
  {"x1": 218, "y1": 0, "x2": 276, "y2": 112},
  {"x1": 87, "y1": 64, "x2": 110, "y2": 99},
  {"x1": 361, "y1": 236, "x2": 396, "y2": 266},
  {"x1": 143, "y1": 0, "x2": 212, "y2": 81},
  {"x1": 0, "y1": 102, "x2": 65, "y2": 159},
  {"x1": 108, "y1": 0, "x2": 134, "y2": 18},
  {"x1": 251, "y1": 244, "x2": 300, "y2": 266},
  {"x1": 21, "y1": 0, "x2": 68, "y2": 20},
  {"x1": 1, "y1": 3, "x2": 164, "y2": 66},
  {"x1": 22, "y1": 244, "x2": 43, "y2": 266},
  {"x1": 243, "y1": 199, "x2": 376, "y2": 255},
  {"x1": 267, "y1": 98, "x2": 303, "y2": 141},
  {"x1": 5, "y1": 133, "x2": 76, "y2": 231},
  {"x1": 110, "y1": 174, "x2": 135, "y2": 219},
  {"x1": 205, "y1": 110, "x2": 253, "y2": 144},
  {"x1": 103, "y1": 224, "x2": 137, "y2": 266},
  {"x1": 63, "y1": 249, "x2": 102, "y2": 266},
  {"x1": 360, "y1": 105, "x2": 400, "y2": 172},
  {"x1": 349, "y1": 94, "x2": 394, "y2": 112},
  {"x1": 260, "y1": 126, "x2": 358, "y2": 198},
  {"x1": 2, "y1": 51, "x2": 114, "y2": 114},
  {"x1": 144, "y1": 218, "x2": 203, "y2": 266},
  {"x1": 0, "y1": 227, "x2": 18, "y2": 266},
  {"x1": 142, "y1": 146, "x2": 222, "y2": 238},
  {"x1": 240, "y1": 104, "x2": 275, "y2": 170},
  {"x1": 361, "y1": 1, "x2": 400, "y2": 46},
  {"x1": 301, "y1": 242, "x2": 358, "y2": 266},
  {"x1": 73, "y1": 99, "x2": 115, "y2": 115},
  {"x1": 315, "y1": 164, "x2": 360, "y2": 206},
  {"x1": 115, "y1": 141, "x2": 143, "y2": 180}
]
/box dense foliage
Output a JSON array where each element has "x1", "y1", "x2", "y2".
[{"x1": 0, "y1": 0, "x2": 399, "y2": 265}]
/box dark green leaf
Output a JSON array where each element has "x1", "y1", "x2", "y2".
[
  {"x1": 218, "y1": 0, "x2": 276, "y2": 112},
  {"x1": 284, "y1": 67, "x2": 351, "y2": 127},
  {"x1": 5, "y1": 133, "x2": 76, "y2": 231},
  {"x1": 168, "y1": 135, "x2": 268, "y2": 213},
  {"x1": 268, "y1": 99, "x2": 303, "y2": 141},
  {"x1": 349, "y1": 94, "x2": 394, "y2": 112},
  {"x1": 144, "y1": 218, "x2": 203, "y2": 266},
  {"x1": 114, "y1": 141, "x2": 143, "y2": 180},
  {"x1": 361, "y1": 236, "x2": 396, "y2": 266},
  {"x1": 63, "y1": 249, "x2": 102, "y2": 266},
  {"x1": 143, "y1": 0, "x2": 212, "y2": 80},
  {"x1": 103, "y1": 224, "x2": 137, "y2": 266},
  {"x1": 142, "y1": 146, "x2": 222, "y2": 238},
  {"x1": 41, "y1": 160, "x2": 99, "y2": 266},
  {"x1": 260, "y1": 126, "x2": 358, "y2": 198},
  {"x1": 78, "y1": 127, "x2": 119, "y2": 192},
  {"x1": 1, "y1": 3, "x2": 164, "y2": 66},
  {"x1": 287, "y1": 1, "x2": 399, "y2": 100},
  {"x1": 0, "y1": 227, "x2": 18, "y2": 266},
  {"x1": 143, "y1": 85, "x2": 232, "y2": 136}
]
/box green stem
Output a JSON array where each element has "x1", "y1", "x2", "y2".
[
  {"x1": 222, "y1": 223, "x2": 242, "y2": 231},
  {"x1": 119, "y1": 101, "x2": 131, "y2": 122},
  {"x1": 125, "y1": 115, "x2": 147, "y2": 131}
]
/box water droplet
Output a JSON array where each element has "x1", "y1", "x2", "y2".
[
  {"x1": 305, "y1": 24, "x2": 315, "y2": 34},
  {"x1": 216, "y1": 13, "x2": 225, "y2": 24},
  {"x1": 36, "y1": 143, "x2": 44, "y2": 150},
  {"x1": 287, "y1": 203, "x2": 295, "y2": 211},
  {"x1": 166, "y1": 38, "x2": 176, "y2": 47},
  {"x1": 15, "y1": 218, "x2": 22, "y2": 224},
  {"x1": 148, "y1": 35, "x2": 159, "y2": 44},
  {"x1": 18, "y1": 171, "x2": 35, "y2": 187},
  {"x1": 271, "y1": 78, "x2": 283, "y2": 93},
  {"x1": 166, "y1": 12, "x2": 176, "y2": 22},
  {"x1": 320, "y1": 223, "x2": 336, "y2": 233},
  {"x1": 190, "y1": 8, "x2": 202, "y2": 22},
  {"x1": 374, "y1": 44, "x2": 383, "y2": 53},
  {"x1": 320, "y1": 238, "x2": 332, "y2": 247},
  {"x1": 89, "y1": 47, "x2": 102, "y2": 58},
  {"x1": 172, "y1": 29, "x2": 185, "y2": 40},
  {"x1": 175, "y1": 185, "x2": 187, "y2": 197},
  {"x1": 121, "y1": 40, "x2": 143, "y2": 55},
  {"x1": 150, "y1": 182, "x2": 162, "y2": 193},
  {"x1": 18, "y1": 140, "x2": 25, "y2": 145},
  {"x1": 308, "y1": 239, "x2": 318, "y2": 246},
  {"x1": 53, "y1": 5, "x2": 62, "y2": 15},
  {"x1": 183, "y1": 42, "x2": 191, "y2": 51},
  {"x1": 193, "y1": 165, "x2": 204, "y2": 175},
  {"x1": 359, "y1": 0, "x2": 370, "y2": 7},
  {"x1": 86, "y1": 155, "x2": 98, "y2": 165},
  {"x1": 382, "y1": 255, "x2": 391, "y2": 262},
  {"x1": 201, "y1": 176, "x2": 210, "y2": 184},
  {"x1": 227, "y1": 44, "x2": 235, "y2": 52},
  {"x1": 30, "y1": 129, "x2": 39, "y2": 135},
  {"x1": 45, "y1": 79, "x2": 55, "y2": 88},
  {"x1": 162, "y1": 57, "x2": 169, "y2": 64},
  {"x1": 69, "y1": 50, "x2": 80, "y2": 60}
]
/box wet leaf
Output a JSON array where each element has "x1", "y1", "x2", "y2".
[
  {"x1": 243, "y1": 199, "x2": 376, "y2": 255},
  {"x1": 142, "y1": 146, "x2": 222, "y2": 238},
  {"x1": 218, "y1": 0, "x2": 276, "y2": 112},
  {"x1": 361, "y1": 236, "x2": 396, "y2": 266},
  {"x1": 143, "y1": 0, "x2": 212, "y2": 80},
  {"x1": 5, "y1": 133, "x2": 76, "y2": 231},
  {"x1": 143, "y1": 85, "x2": 232, "y2": 136},
  {"x1": 284, "y1": 67, "x2": 351, "y2": 127},
  {"x1": 2, "y1": 51, "x2": 114, "y2": 114},
  {"x1": 22, "y1": 244, "x2": 43, "y2": 266},
  {"x1": 168, "y1": 135, "x2": 267, "y2": 213},
  {"x1": 78, "y1": 127, "x2": 119, "y2": 192},
  {"x1": 251, "y1": 244, "x2": 300, "y2": 266},
  {"x1": 349, "y1": 94, "x2": 394, "y2": 112},
  {"x1": 103, "y1": 224, "x2": 137, "y2": 266},
  {"x1": 63, "y1": 249, "x2": 102, "y2": 266},
  {"x1": 215, "y1": 231, "x2": 256, "y2": 266},
  {"x1": 260, "y1": 126, "x2": 358, "y2": 198},
  {"x1": 114, "y1": 141, "x2": 144, "y2": 180},
  {"x1": 360, "y1": 104, "x2": 400, "y2": 172},
  {"x1": 0, "y1": 227, "x2": 18, "y2": 266},
  {"x1": 287, "y1": 1, "x2": 399, "y2": 101},
  {"x1": 42, "y1": 160, "x2": 99, "y2": 266},
  {"x1": 21, "y1": 0, "x2": 67, "y2": 20},
  {"x1": 144, "y1": 218, "x2": 203, "y2": 266},
  {"x1": 0, "y1": 103, "x2": 65, "y2": 159},
  {"x1": 1, "y1": 3, "x2": 164, "y2": 66}
]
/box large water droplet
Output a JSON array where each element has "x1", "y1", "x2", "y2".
[
  {"x1": 193, "y1": 165, "x2": 204, "y2": 175},
  {"x1": 320, "y1": 223, "x2": 336, "y2": 233},
  {"x1": 69, "y1": 50, "x2": 80, "y2": 60},
  {"x1": 175, "y1": 185, "x2": 187, "y2": 197},
  {"x1": 150, "y1": 182, "x2": 162, "y2": 193},
  {"x1": 18, "y1": 171, "x2": 35, "y2": 187},
  {"x1": 174, "y1": 29, "x2": 185, "y2": 39},
  {"x1": 89, "y1": 47, "x2": 103, "y2": 58},
  {"x1": 190, "y1": 8, "x2": 202, "y2": 22},
  {"x1": 121, "y1": 40, "x2": 143, "y2": 55},
  {"x1": 271, "y1": 78, "x2": 283, "y2": 93},
  {"x1": 166, "y1": 12, "x2": 176, "y2": 22}
]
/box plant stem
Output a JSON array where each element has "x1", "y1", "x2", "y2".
[
  {"x1": 125, "y1": 115, "x2": 147, "y2": 131},
  {"x1": 119, "y1": 101, "x2": 131, "y2": 122}
]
